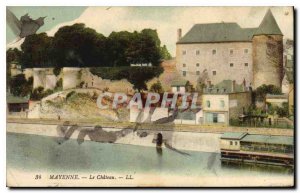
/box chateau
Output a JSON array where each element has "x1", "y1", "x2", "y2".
[{"x1": 176, "y1": 9, "x2": 283, "y2": 89}]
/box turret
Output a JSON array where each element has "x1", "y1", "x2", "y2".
[{"x1": 252, "y1": 9, "x2": 284, "y2": 90}]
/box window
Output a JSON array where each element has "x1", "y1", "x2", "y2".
[
  {"x1": 206, "y1": 100, "x2": 210, "y2": 108},
  {"x1": 196, "y1": 63, "x2": 200, "y2": 67},
  {"x1": 230, "y1": 141, "x2": 233, "y2": 145},
  {"x1": 213, "y1": 113, "x2": 218, "y2": 123},
  {"x1": 196, "y1": 71, "x2": 200, "y2": 75},
  {"x1": 244, "y1": 63, "x2": 248, "y2": 67},
  {"x1": 177, "y1": 86, "x2": 180, "y2": 92},
  {"x1": 230, "y1": 63, "x2": 234, "y2": 67},
  {"x1": 212, "y1": 71, "x2": 216, "y2": 76},
  {"x1": 182, "y1": 50, "x2": 187, "y2": 55},
  {"x1": 183, "y1": 63, "x2": 186, "y2": 67},
  {"x1": 183, "y1": 71, "x2": 186, "y2": 77},
  {"x1": 196, "y1": 50, "x2": 200, "y2": 55},
  {"x1": 220, "y1": 100, "x2": 225, "y2": 108},
  {"x1": 212, "y1": 49, "x2": 216, "y2": 55},
  {"x1": 244, "y1": 49, "x2": 249, "y2": 54},
  {"x1": 235, "y1": 141, "x2": 238, "y2": 145},
  {"x1": 230, "y1": 49, "x2": 233, "y2": 55}
]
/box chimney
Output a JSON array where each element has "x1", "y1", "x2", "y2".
[
  {"x1": 177, "y1": 28, "x2": 182, "y2": 41},
  {"x1": 243, "y1": 79, "x2": 246, "y2": 91},
  {"x1": 232, "y1": 80, "x2": 236, "y2": 93}
]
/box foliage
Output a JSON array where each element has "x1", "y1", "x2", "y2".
[
  {"x1": 90, "y1": 66, "x2": 163, "y2": 91},
  {"x1": 55, "y1": 78, "x2": 63, "y2": 91},
  {"x1": 66, "y1": 91, "x2": 76, "y2": 100},
  {"x1": 53, "y1": 67, "x2": 62, "y2": 76},
  {"x1": 160, "y1": 45, "x2": 172, "y2": 60},
  {"x1": 6, "y1": 48, "x2": 22, "y2": 64},
  {"x1": 150, "y1": 80, "x2": 164, "y2": 93},
  {"x1": 18, "y1": 24, "x2": 171, "y2": 68},
  {"x1": 78, "y1": 81, "x2": 85, "y2": 88},
  {"x1": 9, "y1": 74, "x2": 33, "y2": 97},
  {"x1": 20, "y1": 33, "x2": 54, "y2": 68},
  {"x1": 254, "y1": 84, "x2": 282, "y2": 101}
]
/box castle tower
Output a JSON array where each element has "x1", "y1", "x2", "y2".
[{"x1": 252, "y1": 9, "x2": 284, "y2": 90}]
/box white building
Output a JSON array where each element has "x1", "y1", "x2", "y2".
[{"x1": 202, "y1": 80, "x2": 252, "y2": 126}]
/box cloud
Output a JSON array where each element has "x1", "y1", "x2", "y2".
[{"x1": 7, "y1": 6, "x2": 293, "y2": 56}]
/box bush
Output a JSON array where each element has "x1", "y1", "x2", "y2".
[
  {"x1": 55, "y1": 78, "x2": 63, "y2": 91},
  {"x1": 53, "y1": 67, "x2": 62, "y2": 76},
  {"x1": 150, "y1": 80, "x2": 164, "y2": 93},
  {"x1": 66, "y1": 91, "x2": 76, "y2": 100},
  {"x1": 9, "y1": 74, "x2": 33, "y2": 97}
]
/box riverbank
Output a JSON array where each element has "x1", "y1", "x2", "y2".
[
  {"x1": 7, "y1": 122, "x2": 221, "y2": 153},
  {"x1": 7, "y1": 118, "x2": 294, "y2": 136}
]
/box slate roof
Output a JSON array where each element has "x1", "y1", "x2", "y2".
[
  {"x1": 177, "y1": 9, "x2": 282, "y2": 44},
  {"x1": 241, "y1": 134, "x2": 293, "y2": 146},
  {"x1": 221, "y1": 132, "x2": 248, "y2": 140},
  {"x1": 7, "y1": 92, "x2": 30, "y2": 104},
  {"x1": 266, "y1": 94, "x2": 288, "y2": 99},
  {"x1": 253, "y1": 9, "x2": 283, "y2": 36},
  {"x1": 203, "y1": 80, "x2": 245, "y2": 94}
]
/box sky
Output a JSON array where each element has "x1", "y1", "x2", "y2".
[{"x1": 6, "y1": 6, "x2": 293, "y2": 56}]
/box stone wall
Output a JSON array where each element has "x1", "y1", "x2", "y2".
[
  {"x1": 62, "y1": 67, "x2": 81, "y2": 90},
  {"x1": 176, "y1": 42, "x2": 253, "y2": 86},
  {"x1": 33, "y1": 68, "x2": 55, "y2": 89},
  {"x1": 252, "y1": 35, "x2": 283, "y2": 89}
]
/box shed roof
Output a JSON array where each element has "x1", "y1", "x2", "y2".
[
  {"x1": 241, "y1": 134, "x2": 293, "y2": 146},
  {"x1": 221, "y1": 132, "x2": 248, "y2": 140}
]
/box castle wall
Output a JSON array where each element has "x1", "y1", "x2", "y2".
[
  {"x1": 33, "y1": 68, "x2": 55, "y2": 90},
  {"x1": 176, "y1": 42, "x2": 253, "y2": 86},
  {"x1": 252, "y1": 35, "x2": 283, "y2": 89},
  {"x1": 45, "y1": 75, "x2": 57, "y2": 90},
  {"x1": 62, "y1": 67, "x2": 81, "y2": 90},
  {"x1": 33, "y1": 68, "x2": 46, "y2": 89}
]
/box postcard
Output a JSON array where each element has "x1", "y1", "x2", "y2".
[{"x1": 6, "y1": 6, "x2": 294, "y2": 187}]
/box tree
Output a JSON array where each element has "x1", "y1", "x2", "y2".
[
  {"x1": 6, "y1": 48, "x2": 22, "y2": 64},
  {"x1": 20, "y1": 33, "x2": 54, "y2": 68},
  {"x1": 150, "y1": 80, "x2": 164, "y2": 93},
  {"x1": 52, "y1": 23, "x2": 106, "y2": 67},
  {"x1": 126, "y1": 29, "x2": 162, "y2": 66},
  {"x1": 9, "y1": 74, "x2": 33, "y2": 97},
  {"x1": 160, "y1": 45, "x2": 172, "y2": 60},
  {"x1": 255, "y1": 84, "x2": 282, "y2": 102}
]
